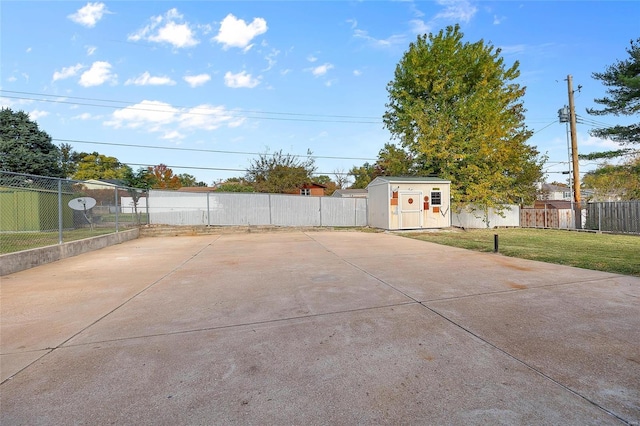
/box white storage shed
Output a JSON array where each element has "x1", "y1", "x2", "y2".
[{"x1": 367, "y1": 176, "x2": 451, "y2": 230}]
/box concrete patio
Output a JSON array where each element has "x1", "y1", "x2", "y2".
[{"x1": 1, "y1": 230, "x2": 638, "y2": 425}]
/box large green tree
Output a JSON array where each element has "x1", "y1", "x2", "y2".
[
  {"x1": 215, "y1": 177, "x2": 255, "y2": 193},
  {"x1": 59, "y1": 143, "x2": 88, "y2": 178},
  {"x1": 0, "y1": 108, "x2": 64, "y2": 177},
  {"x1": 72, "y1": 152, "x2": 132, "y2": 180},
  {"x1": 383, "y1": 25, "x2": 544, "y2": 211},
  {"x1": 349, "y1": 143, "x2": 414, "y2": 188},
  {"x1": 177, "y1": 173, "x2": 207, "y2": 187},
  {"x1": 586, "y1": 37, "x2": 640, "y2": 158},
  {"x1": 246, "y1": 150, "x2": 316, "y2": 193}
]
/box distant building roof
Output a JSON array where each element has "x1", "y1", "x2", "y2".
[
  {"x1": 332, "y1": 189, "x2": 368, "y2": 198},
  {"x1": 81, "y1": 179, "x2": 122, "y2": 189},
  {"x1": 298, "y1": 182, "x2": 327, "y2": 189},
  {"x1": 541, "y1": 183, "x2": 571, "y2": 193}
]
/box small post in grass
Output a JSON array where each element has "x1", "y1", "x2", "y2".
[{"x1": 494, "y1": 234, "x2": 499, "y2": 253}]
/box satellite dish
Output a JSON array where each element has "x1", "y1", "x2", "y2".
[
  {"x1": 68, "y1": 197, "x2": 97, "y2": 228},
  {"x1": 68, "y1": 197, "x2": 97, "y2": 211}
]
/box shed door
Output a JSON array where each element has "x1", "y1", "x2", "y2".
[{"x1": 399, "y1": 191, "x2": 422, "y2": 229}]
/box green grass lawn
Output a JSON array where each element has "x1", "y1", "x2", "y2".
[
  {"x1": 401, "y1": 228, "x2": 640, "y2": 277},
  {"x1": 0, "y1": 228, "x2": 117, "y2": 254}
]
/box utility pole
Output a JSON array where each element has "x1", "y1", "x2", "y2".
[{"x1": 567, "y1": 75, "x2": 581, "y2": 228}]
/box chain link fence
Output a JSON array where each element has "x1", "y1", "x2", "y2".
[{"x1": 0, "y1": 171, "x2": 148, "y2": 254}]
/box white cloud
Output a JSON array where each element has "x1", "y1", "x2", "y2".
[
  {"x1": 73, "y1": 112, "x2": 93, "y2": 120},
  {"x1": 580, "y1": 133, "x2": 624, "y2": 150},
  {"x1": 129, "y1": 8, "x2": 199, "y2": 48},
  {"x1": 307, "y1": 54, "x2": 318, "y2": 63},
  {"x1": 53, "y1": 64, "x2": 84, "y2": 82},
  {"x1": 79, "y1": 61, "x2": 117, "y2": 87},
  {"x1": 150, "y1": 21, "x2": 198, "y2": 48},
  {"x1": 493, "y1": 15, "x2": 506, "y2": 25},
  {"x1": 224, "y1": 71, "x2": 261, "y2": 88},
  {"x1": 105, "y1": 100, "x2": 178, "y2": 130},
  {"x1": 498, "y1": 44, "x2": 527, "y2": 55},
  {"x1": 263, "y1": 48, "x2": 280, "y2": 71},
  {"x1": 353, "y1": 70, "x2": 362, "y2": 77},
  {"x1": 68, "y1": 2, "x2": 109, "y2": 28},
  {"x1": 353, "y1": 29, "x2": 406, "y2": 48},
  {"x1": 214, "y1": 14, "x2": 267, "y2": 50},
  {"x1": 183, "y1": 74, "x2": 211, "y2": 88},
  {"x1": 29, "y1": 110, "x2": 49, "y2": 121},
  {"x1": 410, "y1": 19, "x2": 430, "y2": 35},
  {"x1": 125, "y1": 72, "x2": 176, "y2": 86},
  {"x1": 434, "y1": 0, "x2": 477, "y2": 23},
  {"x1": 26, "y1": 47, "x2": 32, "y2": 53},
  {"x1": 86, "y1": 46, "x2": 97, "y2": 56},
  {"x1": 105, "y1": 101, "x2": 245, "y2": 134},
  {"x1": 310, "y1": 63, "x2": 334, "y2": 77},
  {"x1": 179, "y1": 104, "x2": 244, "y2": 130},
  {"x1": 7, "y1": 76, "x2": 17, "y2": 82},
  {"x1": 161, "y1": 130, "x2": 185, "y2": 141}
]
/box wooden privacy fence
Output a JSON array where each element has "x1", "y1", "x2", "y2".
[
  {"x1": 521, "y1": 201, "x2": 640, "y2": 234},
  {"x1": 520, "y1": 207, "x2": 576, "y2": 229},
  {"x1": 585, "y1": 201, "x2": 640, "y2": 234}
]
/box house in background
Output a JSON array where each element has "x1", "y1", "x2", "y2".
[
  {"x1": 538, "y1": 183, "x2": 595, "y2": 202},
  {"x1": 294, "y1": 182, "x2": 327, "y2": 196},
  {"x1": 540, "y1": 183, "x2": 573, "y2": 201}
]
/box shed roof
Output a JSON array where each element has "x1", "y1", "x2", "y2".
[{"x1": 367, "y1": 176, "x2": 450, "y2": 188}]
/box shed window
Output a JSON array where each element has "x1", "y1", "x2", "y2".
[
  {"x1": 430, "y1": 191, "x2": 442, "y2": 206},
  {"x1": 300, "y1": 188, "x2": 311, "y2": 196}
]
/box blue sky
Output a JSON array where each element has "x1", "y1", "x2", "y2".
[{"x1": 1, "y1": 1, "x2": 638, "y2": 186}]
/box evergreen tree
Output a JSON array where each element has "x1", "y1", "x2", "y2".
[
  {"x1": 0, "y1": 108, "x2": 64, "y2": 177},
  {"x1": 587, "y1": 37, "x2": 640, "y2": 156}
]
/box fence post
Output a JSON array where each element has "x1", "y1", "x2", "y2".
[
  {"x1": 598, "y1": 203, "x2": 602, "y2": 232},
  {"x1": 58, "y1": 179, "x2": 63, "y2": 244},
  {"x1": 206, "y1": 192, "x2": 210, "y2": 227},
  {"x1": 115, "y1": 186, "x2": 119, "y2": 232},
  {"x1": 269, "y1": 194, "x2": 272, "y2": 225},
  {"x1": 146, "y1": 190, "x2": 151, "y2": 225},
  {"x1": 319, "y1": 197, "x2": 322, "y2": 226}
]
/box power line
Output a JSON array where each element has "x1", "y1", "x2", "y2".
[
  {"x1": 54, "y1": 138, "x2": 378, "y2": 162},
  {"x1": 123, "y1": 162, "x2": 351, "y2": 176},
  {"x1": 0, "y1": 90, "x2": 382, "y2": 124},
  {"x1": 575, "y1": 114, "x2": 613, "y2": 128},
  {"x1": 531, "y1": 120, "x2": 557, "y2": 135}
]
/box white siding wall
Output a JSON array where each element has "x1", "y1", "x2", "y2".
[{"x1": 452, "y1": 205, "x2": 520, "y2": 228}]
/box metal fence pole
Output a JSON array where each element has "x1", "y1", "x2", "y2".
[
  {"x1": 58, "y1": 179, "x2": 63, "y2": 244},
  {"x1": 115, "y1": 186, "x2": 119, "y2": 232},
  {"x1": 206, "y1": 192, "x2": 210, "y2": 227},
  {"x1": 146, "y1": 190, "x2": 151, "y2": 225}
]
